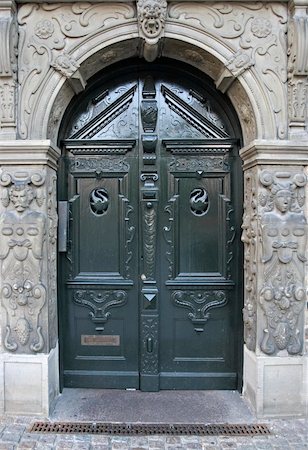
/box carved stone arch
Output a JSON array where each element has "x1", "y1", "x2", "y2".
[
  {"x1": 16, "y1": 1, "x2": 280, "y2": 144},
  {"x1": 45, "y1": 34, "x2": 264, "y2": 145},
  {"x1": 161, "y1": 37, "x2": 263, "y2": 144}
]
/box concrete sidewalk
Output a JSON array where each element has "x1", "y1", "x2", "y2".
[{"x1": 0, "y1": 389, "x2": 307, "y2": 449}]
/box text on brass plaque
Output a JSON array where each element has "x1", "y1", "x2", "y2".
[{"x1": 81, "y1": 335, "x2": 120, "y2": 346}]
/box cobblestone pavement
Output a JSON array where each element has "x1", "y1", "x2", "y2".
[{"x1": 0, "y1": 416, "x2": 307, "y2": 450}]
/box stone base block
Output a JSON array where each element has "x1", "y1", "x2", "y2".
[
  {"x1": 243, "y1": 345, "x2": 308, "y2": 418},
  {"x1": 0, "y1": 343, "x2": 59, "y2": 416}
]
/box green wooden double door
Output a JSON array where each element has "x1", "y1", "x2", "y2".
[{"x1": 59, "y1": 62, "x2": 243, "y2": 391}]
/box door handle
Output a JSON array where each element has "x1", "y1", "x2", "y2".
[
  {"x1": 58, "y1": 201, "x2": 69, "y2": 252},
  {"x1": 146, "y1": 337, "x2": 153, "y2": 353}
]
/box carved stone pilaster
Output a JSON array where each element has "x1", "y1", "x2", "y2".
[
  {"x1": 0, "y1": 141, "x2": 60, "y2": 354},
  {"x1": 288, "y1": 1, "x2": 308, "y2": 137},
  {"x1": 240, "y1": 142, "x2": 308, "y2": 358},
  {"x1": 241, "y1": 168, "x2": 258, "y2": 352},
  {"x1": 0, "y1": 1, "x2": 17, "y2": 140},
  {"x1": 240, "y1": 142, "x2": 308, "y2": 417},
  {"x1": 258, "y1": 170, "x2": 307, "y2": 355},
  {"x1": 137, "y1": 0, "x2": 167, "y2": 62}
]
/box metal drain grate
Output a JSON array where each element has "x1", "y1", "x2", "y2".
[{"x1": 29, "y1": 422, "x2": 271, "y2": 436}]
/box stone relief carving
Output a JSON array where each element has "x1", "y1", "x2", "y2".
[
  {"x1": 168, "y1": 2, "x2": 288, "y2": 139},
  {"x1": 259, "y1": 170, "x2": 307, "y2": 355},
  {"x1": 137, "y1": 0, "x2": 167, "y2": 61},
  {"x1": 241, "y1": 170, "x2": 258, "y2": 352},
  {"x1": 0, "y1": 171, "x2": 47, "y2": 352},
  {"x1": 287, "y1": 4, "x2": 308, "y2": 136},
  {"x1": 0, "y1": 79, "x2": 15, "y2": 132},
  {"x1": 137, "y1": 0, "x2": 167, "y2": 40},
  {"x1": 0, "y1": 2, "x2": 18, "y2": 138},
  {"x1": 228, "y1": 80, "x2": 257, "y2": 143},
  {"x1": 47, "y1": 174, "x2": 58, "y2": 348},
  {"x1": 163, "y1": 42, "x2": 223, "y2": 81},
  {"x1": 51, "y1": 52, "x2": 80, "y2": 78},
  {"x1": 18, "y1": 2, "x2": 136, "y2": 138}
]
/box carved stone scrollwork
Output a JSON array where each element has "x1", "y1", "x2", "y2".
[
  {"x1": 73, "y1": 290, "x2": 127, "y2": 328},
  {"x1": 259, "y1": 170, "x2": 307, "y2": 355},
  {"x1": 0, "y1": 170, "x2": 47, "y2": 352},
  {"x1": 0, "y1": 1, "x2": 18, "y2": 139},
  {"x1": 169, "y1": 2, "x2": 288, "y2": 139},
  {"x1": 287, "y1": 3, "x2": 308, "y2": 136},
  {"x1": 18, "y1": 2, "x2": 136, "y2": 138},
  {"x1": 172, "y1": 290, "x2": 228, "y2": 332},
  {"x1": 137, "y1": 0, "x2": 167, "y2": 62},
  {"x1": 241, "y1": 170, "x2": 258, "y2": 351}
]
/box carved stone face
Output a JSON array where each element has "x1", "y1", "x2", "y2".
[
  {"x1": 9, "y1": 185, "x2": 33, "y2": 212},
  {"x1": 274, "y1": 190, "x2": 292, "y2": 213}
]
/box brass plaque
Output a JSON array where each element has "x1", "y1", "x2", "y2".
[{"x1": 81, "y1": 335, "x2": 120, "y2": 346}]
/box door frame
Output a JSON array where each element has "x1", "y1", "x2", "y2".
[{"x1": 57, "y1": 58, "x2": 244, "y2": 392}]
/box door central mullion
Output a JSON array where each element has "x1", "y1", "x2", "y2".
[{"x1": 138, "y1": 75, "x2": 160, "y2": 391}]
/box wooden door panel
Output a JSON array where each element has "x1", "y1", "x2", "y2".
[{"x1": 175, "y1": 176, "x2": 225, "y2": 278}]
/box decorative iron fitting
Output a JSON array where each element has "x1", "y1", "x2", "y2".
[{"x1": 137, "y1": 0, "x2": 167, "y2": 62}]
